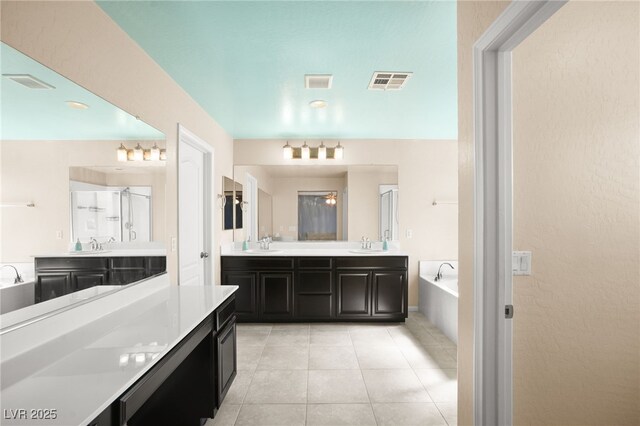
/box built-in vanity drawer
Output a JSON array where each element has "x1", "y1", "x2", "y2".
[
  {"x1": 216, "y1": 296, "x2": 236, "y2": 330},
  {"x1": 111, "y1": 257, "x2": 146, "y2": 269},
  {"x1": 222, "y1": 257, "x2": 294, "y2": 270},
  {"x1": 298, "y1": 257, "x2": 333, "y2": 269},
  {"x1": 335, "y1": 256, "x2": 407, "y2": 269},
  {"x1": 35, "y1": 257, "x2": 108, "y2": 270}
]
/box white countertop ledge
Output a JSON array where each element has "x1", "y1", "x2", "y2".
[
  {"x1": 0, "y1": 276, "x2": 237, "y2": 426},
  {"x1": 32, "y1": 249, "x2": 167, "y2": 258},
  {"x1": 222, "y1": 248, "x2": 407, "y2": 257}
]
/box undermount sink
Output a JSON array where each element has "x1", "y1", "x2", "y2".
[
  {"x1": 67, "y1": 250, "x2": 111, "y2": 255},
  {"x1": 349, "y1": 249, "x2": 386, "y2": 254},
  {"x1": 241, "y1": 249, "x2": 283, "y2": 255}
]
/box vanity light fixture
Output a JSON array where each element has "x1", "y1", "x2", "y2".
[
  {"x1": 283, "y1": 141, "x2": 293, "y2": 160},
  {"x1": 133, "y1": 143, "x2": 144, "y2": 162},
  {"x1": 117, "y1": 143, "x2": 128, "y2": 162},
  {"x1": 334, "y1": 142, "x2": 344, "y2": 160},
  {"x1": 301, "y1": 141, "x2": 310, "y2": 160},
  {"x1": 318, "y1": 141, "x2": 327, "y2": 160},
  {"x1": 160, "y1": 149, "x2": 167, "y2": 161}
]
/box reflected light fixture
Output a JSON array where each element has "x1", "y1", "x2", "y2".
[
  {"x1": 283, "y1": 141, "x2": 293, "y2": 160},
  {"x1": 150, "y1": 143, "x2": 161, "y2": 161},
  {"x1": 133, "y1": 143, "x2": 144, "y2": 162},
  {"x1": 334, "y1": 142, "x2": 344, "y2": 160},
  {"x1": 160, "y1": 149, "x2": 167, "y2": 161},
  {"x1": 301, "y1": 141, "x2": 310, "y2": 160},
  {"x1": 318, "y1": 141, "x2": 327, "y2": 160},
  {"x1": 117, "y1": 143, "x2": 128, "y2": 162}
]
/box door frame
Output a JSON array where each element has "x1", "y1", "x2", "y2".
[
  {"x1": 178, "y1": 124, "x2": 214, "y2": 285},
  {"x1": 472, "y1": 1, "x2": 566, "y2": 424},
  {"x1": 244, "y1": 172, "x2": 258, "y2": 242}
]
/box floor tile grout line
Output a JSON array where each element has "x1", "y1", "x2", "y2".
[
  {"x1": 235, "y1": 323, "x2": 272, "y2": 425},
  {"x1": 349, "y1": 326, "x2": 380, "y2": 426}
]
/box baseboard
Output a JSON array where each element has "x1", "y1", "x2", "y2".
[{"x1": 408, "y1": 305, "x2": 419, "y2": 312}]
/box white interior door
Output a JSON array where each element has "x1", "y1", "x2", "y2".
[
  {"x1": 244, "y1": 173, "x2": 258, "y2": 242},
  {"x1": 178, "y1": 125, "x2": 213, "y2": 286}
]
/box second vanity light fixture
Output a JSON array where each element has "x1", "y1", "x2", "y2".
[
  {"x1": 117, "y1": 142, "x2": 166, "y2": 162},
  {"x1": 283, "y1": 141, "x2": 344, "y2": 160}
]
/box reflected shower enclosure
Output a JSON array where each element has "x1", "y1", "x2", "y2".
[{"x1": 70, "y1": 182, "x2": 152, "y2": 243}]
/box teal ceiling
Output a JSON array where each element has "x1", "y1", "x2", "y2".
[
  {"x1": 0, "y1": 43, "x2": 164, "y2": 141},
  {"x1": 98, "y1": 1, "x2": 457, "y2": 140}
]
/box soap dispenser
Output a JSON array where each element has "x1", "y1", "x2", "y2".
[
  {"x1": 382, "y1": 237, "x2": 389, "y2": 251},
  {"x1": 75, "y1": 238, "x2": 82, "y2": 252},
  {"x1": 242, "y1": 240, "x2": 249, "y2": 251}
]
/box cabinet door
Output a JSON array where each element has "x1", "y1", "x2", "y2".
[
  {"x1": 36, "y1": 273, "x2": 70, "y2": 302},
  {"x1": 336, "y1": 271, "x2": 371, "y2": 317},
  {"x1": 217, "y1": 318, "x2": 237, "y2": 406},
  {"x1": 372, "y1": 271, "x2": 407, "y2": 317},
  {"x1": 71, "y1": 270, "x2": 108, "y2": 292},
  {"x1": 260, "y1": 272, "x2": 293, "y2": 318},
  {"x1": 222, "y1": 272, "x2": 257, "y2": 319}
]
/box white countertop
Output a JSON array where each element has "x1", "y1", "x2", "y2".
[
  {"x1": 222, "y1": 248, "x2": 407, "y2": 257},
  {"x1": 0, "y1": 276, "x2": 237, "y2": 426},
  {"x1": 32, "y1": 249, "x2": 167, "y2": 258}
]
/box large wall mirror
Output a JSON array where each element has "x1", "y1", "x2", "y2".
[
  {"x1": 233, "y1": 165, "x2": 398, "y2": 242},
  {"x1": 0, "y1": 42, "x2": 166, "y2": 322}
]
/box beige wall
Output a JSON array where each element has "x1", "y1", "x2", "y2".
[
  {"x1": 234, "y1": 139, "x2": 458, "y2": 306},
  {"x1": 457, "y1": 2, "x2": 510, "y2": 425},
  {"x1": 1, "y1": 1, "x2": 235, "y2": 283},
  {"x1": 512, "y1": 2, "x2": 640, "y2": 424},
  {"x1": 1, "y1": 140, "x2": 166, "y2": 260},
  {"x1": 347, "y1": 167, "x2": 398, "y2": 241}
]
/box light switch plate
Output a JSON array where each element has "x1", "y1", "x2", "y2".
[
  {"x1": 512, "y1": 251, "x2": 532, "y2": 275},
  {"x1": 171, "y1": 237, "x2": 177, "y2": 252}
]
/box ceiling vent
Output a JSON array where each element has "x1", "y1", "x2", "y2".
[
  {"x1": 2, "y1": 74, "x2": 55, "y2": 90},
  {"x1": 305, "y1": 74, "x2": 333, "y2": 89},
  {"x1": 368, "y1": 72, "x2": 413, "y2": 91}
]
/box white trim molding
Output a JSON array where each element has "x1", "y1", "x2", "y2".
[{"x1": 472, "y1": 1, "x2": 566, "y2": 425}]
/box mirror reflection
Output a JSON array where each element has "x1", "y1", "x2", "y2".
[
  {"x1": 0, "y1": 43, "x2": 167, "y2": 322},
  {"x1": 233, "y1": 165, "x2": 398, "y2": 242},
  {"x1": 222, "y1": 176, "x2": 243, "y2": 231}
]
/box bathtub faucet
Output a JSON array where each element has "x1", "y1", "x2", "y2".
[
  {"x1": 1, "y1": 265, "x2": 24, "y2": 284},
  {"x1": 435, "y1": 263, "x2": 454, "y2": 282}
]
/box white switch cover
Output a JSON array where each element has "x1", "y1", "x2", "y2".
[
  {"x1": 171, "y1": 237, "x2": 177, "y2": 252},
  {"x1": 406, "y1": 229, "x2": 413, "y2": 239},
  {"x1": 56, "y1": 230, "x2": 63, "y2": 239},
  {"x1": 512, "y1": 251, "x2": 532, "y2": 275}
]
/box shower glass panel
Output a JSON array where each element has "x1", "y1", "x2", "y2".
[
  {"x1": 71, "y1": 190, "x2": 122, "y2": 241},
  {"x1": 121, "y1": 188, "x2": 152, "y2": 242},
  {"x1": 298, "y1": 191, "x2": 337, "y2": 241}
]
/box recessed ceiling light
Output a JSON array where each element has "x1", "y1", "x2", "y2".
[
  {"x1": 309, "y1": 100, "x2": 328, "y2": 109},
  {"x1": 66, "y1": 100, "x2": 89, "y2": 110}
]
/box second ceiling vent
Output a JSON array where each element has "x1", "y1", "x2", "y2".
[
  {"x1": 305, "y1": 74, "x2": 333, "y2": 89},
  {"x1": 368, "y1": 72, "x2": 413, "y2": 91}
]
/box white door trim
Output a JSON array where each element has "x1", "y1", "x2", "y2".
[
  {"x1": 178, "y1": 124, "x2": 214, "y2": 285},
  {"x1": 472, "y1": 1, "x2": 566, "y2": 425}
]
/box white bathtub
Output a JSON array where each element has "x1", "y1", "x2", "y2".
[{"x1": 418, "y1": 260, "x2": 458, "y2": 344}]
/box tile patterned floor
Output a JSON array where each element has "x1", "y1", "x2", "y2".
[{"x1": 206, "y1": 312, "x2": 457, "y2": 426}]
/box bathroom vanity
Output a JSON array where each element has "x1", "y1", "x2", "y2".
[
  {"x1": 221, "y1": 251, "x2": 408, "y2": 322},
  {"x1": 0, "y1": 275, "x2": 238, "y2": 426},
  {"x1": 34, "y1": 254, "x2": 166, "y2": 303}
]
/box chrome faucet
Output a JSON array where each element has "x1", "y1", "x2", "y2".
[
  {"x1": 259, "y1": 236, "x2": 272, "y2": 250},
  {"x1": 89, "y1": 237, "x2": 102, "y2": 251},
  {"x1": 2, "y1": 265, "x2": 24, "y2": 284},
  {"x1": 360, "y1": 236, "x2": 372, "y2": 250},
  {"x1": 435, "y1": 262, "x2": 454, "y2": 282}
]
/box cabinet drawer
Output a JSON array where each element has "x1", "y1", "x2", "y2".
[
  {"x1": 35, "y1": 257, "x2": 108, "y2": 271},
  {"x1": 216, "y1": 296, "x2": 236, "y2": 331},
  {"x1": 222, "y1": 257, "x2": 294, "y2": 270},
  {"x1": 147, "y1": 256, "x2": 167, "y2": 272},
  {"x1": 111, "y1": 257, "x2": 146, "y2": 269},
  {"x1": 297, "y1": 270, "x2": 332, "y2": 293},
  {"x1": 336, "y1": 256, "x2": 407, "y2": 270},
  {"x1": 298, "y1": 257, "x2": 332, "y2": 269}
]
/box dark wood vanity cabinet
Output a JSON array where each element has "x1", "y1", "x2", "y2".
[
  {"x1": 35, "y1": 256, "x2": 166, "y2": 303},
  {"x1": 221, "y1": 255, "x2": 407, "y2": 322}
]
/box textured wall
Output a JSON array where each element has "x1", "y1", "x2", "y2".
[
  {"x1": 512, "y1": 2, "x2": 640, "y2": 424},
  {"x1": 457, "y1": 2, "x2": 510, "y2": 424},
  {"x1": 1, "y1": 1, "x2": 235, "y2": 283}
]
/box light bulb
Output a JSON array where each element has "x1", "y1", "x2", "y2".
[
  {"x1": 159, "y1": 149, "x2": 167, "y2": 161},
  {"x1": 117, "y1": 144, "x2": 128, "y2": 162},
  {"x1": 301, "y1": 142, "x2": 310, "y2": 160},
  {"x1": 318, "y1": 142, "x2": 327, "y2": 160},
  {"x1": 334, "y1": 142, "x2": 344, "y2": 160},
  {"x1": 133, "y1": 143, "x2": 144, "y2": 162},
  {"x1": 283, "y1": 141, "x2": 293, "y2": 160},
  {"x1": 150, "y1": 143, "x2": 161, "y2": 161}
]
